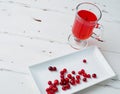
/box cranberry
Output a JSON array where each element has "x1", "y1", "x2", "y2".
[
  {"x1": 62, "y1": 86, "x2": 67, "y2": 91},
  {"x1": 47, "y1": 85, "x2": 58, "y2": 94},
  {"x1": 76, "y1": 75, "x2": 80, "y2": 80},
  {"x1": 60, "y1": 75, "x2": 64, "y2": 78},
  {"x1": 76, "y1": 79, "x2": 80, "y2": 84},
  {"x1": 59, "y1": 82, "x2": 63, "y2": 85},
  {"x1": 62, "y1": 84, "x2": 70, "y2": 90},
  {"x1": 46, "y1": 88, "x2": 50, "y2": 92},
  {"x1": 83, "y1": 59, "x2": 87, "y2": 63},
  {"x1": 71, "y1": 70, "x2": 76, "y2": 74},
  {"x1": 83, "y1": 78, "x2": 87, "y2": 82},
  {"x1": 87, "y1": 74, "x2": 91, "y2": 78},
  {"x1": 49, "y1": 85, "x2": 54, "y2": 90},
  {"x1": 54, "y1": 80, "x2": 59, "y2": 85},
  {"x1": 78, "y1": 71, "x2": 82, "y2": 75},
  {"x1": 53, "y1": 67, "x2": 57, "y2": 71},
  {"x1": 48, "y1": 81, "x2": 52, "y2": 85},
  {"x1": 52, "y1": 86, "x2": 58, "y2": 92},
  {"x1": 47, "y1": 89, "x2": 55, "y2": 94},
  {"x1": 65, "y1": 84, "x2": 70, "y2": 89},
  {"x1": 83, "y1": 73, "x2": 88, "y2": 78},
  {"x1": 81, "y1": 69, "x2": 85, "y2": 73},
  {"x1": 67, "y1": 74, "x2": 72, "y2": 79},
  {"x1": 48, "y1": 66, "x2": 57, "y2": 71},
  {"x1": 63, "y1": 68, "x2": 67, "y2": 73},
  {"x1": 70, "y1": 79, "x2": 76, "y2": 85},
  {"x1": 60, "y1": 78, "x2": 65, "y2": 82},
  {"x1": 92, "y1": 73, "x2": 97, "y2": 78},
  {"x1": 48, "y1": 66, "x2": 53, "y2": 71},
  {"x1": 65, "y1": 78, "x2": 69, "y2": 83},
  {"x1": 60, "y1": 71, "x2": 64, "y2": 75},
  {"x1": 78, "y1": 69, "x2": 85, "y2": 75},
  {"x1": 60, "y1": 78, "x2": 67, "y2": 85}
]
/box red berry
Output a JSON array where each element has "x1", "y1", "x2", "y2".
[
  {"x1": 67, "y1": 74, "x2": 72, "y2": 79},
  {"x1": 54, "y1": 80, "x2": 59, "y2": 85},
  {"x1": 71, "y1": 70, "x2": 76, "y2": 74},
  {"x1": 48, "y1": 66, "x2": 57, "y2": 71},
  {"x1": 81, "y1": 69, "x2": 85, "y2": 73},
  {"x1": 65, "y1": 78, "x2": 69, "y2": 83},
  {"x1": 52, "y1": 86, "x2": 58, "y2": 92},
  {"x1": 59, "y1": 82, "x2": 63, "y2": 85},
  {"x1": 71, "y1": 76, "x2": 75, "y2": 80},
  {"x1": 76, "y1": 79, "x2": 80, "y2": 84},
  {"x1": 49, "y1": 85, "x2": 54, "y2": 90},
  {"x1": 78, "y1": 69, "x2": 85, "y2": 75},
  {"x1": 83, "y1": 78, "x2": 87, "y2": 82},
  {"x1": 60, "y1": 78, "x2": 67, "y2": 85},
  {"x1": 60, "y1": 81, "x2": 66, "y2": 86},
  {"x1": 83, "y1": 59, "x2": 87, "y2": 63},
  {"x1": 70, "y1": 79, "x2": 76, "y2": 85},
  {"x1": 47, "y1": 89, "x2": 55, "y2": 94},
  {"x1": 60, "y1": 75, "x2": 64, "y2": 78},
  {"x1": 62, "y1": 86, "x2": 66, "y2": 91},
  {"x1": 60, "y1": 78, "x2": 65, "y2": 82},
  {"x1": 92, "y1": 73, "x2": 97, "y2": 78},
  {"x1": 78, "y1": 71, "x2": 82, "y2": 75},
  {"x1": 65, "y1": 84, "x2": 70, "y2": 89},
  {"x1": 46, "y1": 88, "x2": 50, "y2": 92},
  {"x1": 53, "y1": 66, "x2": 57, "y2": 71},
  {"x1": 87, "y1": 74, "x2": 91, "y2": 78},
  {"x1": 60, "y1": 71, "x2": 64, "y2": 75},
  {"x1": 48, "y1": 66, "x2": 53, "y2": 71},
  {"x1": 48, "y1": 81, "x2": 52, "y2": 85},
  {"x1": 63, "y1": 68, "x2": 67, "y2": 73},
  {"x1": 76, "y1": 75, "x2": 80, "y2": 79},
  {"x1": 83, "y1": 73, "x2": 88, "y2": 78}
]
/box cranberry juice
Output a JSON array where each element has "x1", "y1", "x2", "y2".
[{"x1": 72, "y1": 10, "x2": 97, "y2": 40}]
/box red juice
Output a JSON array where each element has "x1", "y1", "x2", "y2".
[{"x1": 72, "y1": 10, "x2": 97, "y2": 40}]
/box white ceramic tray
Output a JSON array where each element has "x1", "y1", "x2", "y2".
[{"x1": 29, "y1": 46, "x2": 115, "y2": 94}]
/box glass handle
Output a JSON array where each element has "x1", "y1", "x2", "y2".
[{"x1": 91, "y1": 23, "x2": 104, "y2": 42}]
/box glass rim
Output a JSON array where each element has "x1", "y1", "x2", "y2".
[{"x1": 76, "y1": 2, "x2": 102, "y2": 22}]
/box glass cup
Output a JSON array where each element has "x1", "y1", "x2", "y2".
[{"x1": 68, "y1": 2, "x2": 102, "y2": 50}]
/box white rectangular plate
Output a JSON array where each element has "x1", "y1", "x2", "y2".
[{"x1": 29, "y1": 46, "x2": 115, "y2": 94}]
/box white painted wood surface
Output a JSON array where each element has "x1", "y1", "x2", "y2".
[{"x1": 0, "y1": 0, "x2": 120, "y2": 94}]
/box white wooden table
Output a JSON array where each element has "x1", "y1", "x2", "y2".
[{"x1": 0, "y1": 0, "x2": 120, "y2": 94}]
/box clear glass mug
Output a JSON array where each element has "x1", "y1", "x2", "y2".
[{"x1": 68, "y1": 2, "x2": 103, "y2": 50}]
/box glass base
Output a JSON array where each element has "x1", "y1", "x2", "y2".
[{"x1": 68, "y1": 34, "x2": 88, "y2": 50}]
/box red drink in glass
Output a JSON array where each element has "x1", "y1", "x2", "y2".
[
  {"x1": 72, "y1": 10, "x2": 97, "y2": 40},
  {"x1": 68, "y1": 2, "x2": 102, "y2": 50}
]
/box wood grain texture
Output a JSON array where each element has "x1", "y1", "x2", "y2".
[{"x1": 0, "y1": 0, "x2": 120, "y2": 94}]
